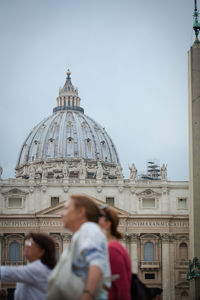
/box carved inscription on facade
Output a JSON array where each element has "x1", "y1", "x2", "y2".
[
  {"x1": 0, "y1": 220, "x2": 38, "y2": 227},
  {"x1": 0, "y1": 219, "x2": 63, "y2": 227},
  {"x1": 0, "y1": 219, "x2": 188, "y2": 228},
  {"x1": 121, "y1": 220, "x2": 188, "y2": 228}
]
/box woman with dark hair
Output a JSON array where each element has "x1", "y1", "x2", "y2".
[
  {"x1": 99, "y1": 206, "x2": 132, "y2": 300},
  {"x1": 48, "y1": 194, "x2": 111, "y2": 300},
  {"x1": 0, "y1": 232, "x2": 56, "y2": 300}
]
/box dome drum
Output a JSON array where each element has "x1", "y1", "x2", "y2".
[{"x1": 16, "y1": 158, "x2": 123, "y2": 182}]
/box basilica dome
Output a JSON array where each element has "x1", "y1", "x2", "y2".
[{"x1": 16, "y1": 71, "x2": 121, "y2": 180}]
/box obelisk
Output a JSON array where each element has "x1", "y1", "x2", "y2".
[{"x1": 189, "y1": 1, "x2": 200, "y2": 298}]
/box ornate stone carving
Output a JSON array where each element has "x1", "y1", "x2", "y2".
[
  {"x1": 63, "y1": 161, "x2": 69, "y2": 178},
  {"x1": 161, "y1": 233, "x2": 175, "y2": 242},
  {"x1": 63, "y1": 186, "x2": 69, "y2": 193},
  {"x1": 2, "y1": 188, "x2": 29, "y2": 195},
  {"x1": 129, "y1": 163, "x2": 137, "y2": 181},
  {"x1": 161, "y1": 164, "x2": 167, "y2": 181},
  {"x1": 130, "y1": 186, "x2": 136, "y2": 194},
  {"x1": 42, "y1": 162, "x2": 48, "y2": 178},
  {"x1": 96, "y1": 161, "x2": 103, "y2": 180},
  {"x1": 29, "y1": 187, "x2": 34, "y2": 193},
  {"x1": 29, "y1": 164, "x2": 35, "y2": 180},
  {"x1": 0, "y1": 165, "x2": 3, "y2": 180},
  {"x1": 136, "y1": 188, "x2": 161, "y2": 198},
  {"x1": 118, "y1": 186, "x2": 123, "y2": 193},
  {"x1": 42, "y1": 185, "x2": 47, "y2": 192},
  {"x1": 115, "y1": 164, "x2": 123, "y2": 179},
  {"x1": 61, "y1": 233, "x2": 72, "y2": 242},
  {"x1": 79, "y1": 159, "x2": 86, "y2": 180},
  {"x1": 126, "y1": 233, "x2": 139, "y2": 243},
  {"x1": 96, "y1": 186, "x2": 102, "y2": 193}
]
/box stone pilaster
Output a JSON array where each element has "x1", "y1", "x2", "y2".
[
  {"x1": 0, "y1": 234, "x2": 3, "y2": 288},
  {"x1": 161, "y1": 234, "x2": 171, "y2": 300},
  {"x1": 169, "y1": 234, "x2": 175, "y2": 300},
  {"x1": 129, "y1": 233, "x2": 139, "y2": 273}
]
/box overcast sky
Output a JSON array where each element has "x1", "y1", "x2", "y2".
[{"x1": 0, "y1": 0, "x2": 195, "y2": 180}]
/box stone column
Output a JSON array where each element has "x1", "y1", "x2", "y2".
[
  {"x1": 0, "y1": 234, "x2": 3, "y2": 288},
  {"x1": 169, "y1": 235, "x2": 175, "y2": 300},
  {"x1": 129, "y1": 233, "x2": 139, "y2": 273},
  {"x1": 61, "y1": 233, "x2": 72, "y2": 251},
  {"x1": 161, "y1": 234, "x2": 171, "y2": 300},
  {"x1": 121, "y1": 235, "x2": 127, "y2": 250}
]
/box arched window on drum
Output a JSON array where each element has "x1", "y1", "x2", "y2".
[
  {"x1": 144, "y1": 242, "x2": 154, "y2": 261},
  {"x1": 9, "y1": 242, "x2": 20, "y2": 262}
]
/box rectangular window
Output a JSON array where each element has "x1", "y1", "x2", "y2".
[
  {"x1": 145, "y1": 273, "x2": 155, "y2": 279},
  {"x1": 8, "y1": 198, "x2": 22, "y2": 208},
  {"x1": 142, "y1": 198, "x2": 155, "y2": 208},
  {"x1": 106, "y1": 197, "x2": 114, "y2": 206},
  {"x1": 51, "y1": 197, "x2": 59, "y2": 207},
  {"x1": 178, "y1": 198, "x2": 187, "y2": 209}
]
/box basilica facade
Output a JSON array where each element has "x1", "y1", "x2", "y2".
[{"x1": 0, "y1": 71, "x2": 189, "y2": 300}]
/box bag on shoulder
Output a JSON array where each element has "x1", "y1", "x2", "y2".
[
  {"x1": 130, "y1": 273, "x2": 152, "y2": 300},
  {"x1": 47, "y1": 236, "x2": 85, "y2": 300}
]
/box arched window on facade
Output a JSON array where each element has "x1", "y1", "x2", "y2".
[
  {"x1": 9, "y1": 242, "x2": 20, "y2": 262},
  {"x1": 179, "y1": 243, "x2": 188, "y2": 260},
  {"x1": 144, "y1": 242, "x2": 154, "y2": 261}
]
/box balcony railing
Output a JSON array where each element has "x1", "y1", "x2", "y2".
[{"x1": 140, "y1": 261, "x2": 160, "y2": 269}]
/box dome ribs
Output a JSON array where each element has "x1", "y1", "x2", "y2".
[{"x1": 42, "y1": 113, "x2": 59, "y2": 159}]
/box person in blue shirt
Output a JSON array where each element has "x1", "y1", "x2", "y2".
[{"x1": 0, "y1": 232, "x2": 56, "y2": 300}]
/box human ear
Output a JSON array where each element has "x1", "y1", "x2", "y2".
[{"x1": 77, "y1": 206, "x2": 87, "y2": 219}]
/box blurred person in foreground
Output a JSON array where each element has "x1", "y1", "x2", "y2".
[
  {"x1": 59, "y1": 194, "x2": 111, "y2": 300},
  {"x1": 0, "y1": 288, "x2": 8, "y2": 300},
  {"x1": 0, "y1": 232, "x2": 56, "y2": 300},
  {"x1": 99, "y1": 205, "x2": 132, "y2": 300},
  {"x1": 150, "y1": 288, "x2": 163, "y2": 300}
]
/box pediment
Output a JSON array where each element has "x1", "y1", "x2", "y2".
[
  {"x1": 140, "y1": 233, "x2": 159, "y2": 240},
  {"x1": 136, "y1": 188, "x2": 161, "y2": 198},
  {"x1": 2, "y1": 188, "x2": 29, "y2": 195},
  {"x1": 36, "y1": 195, "x2": 129, "y2": 217}
]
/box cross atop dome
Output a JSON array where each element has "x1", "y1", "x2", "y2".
[
  {"x1": 66, "y1": 69, "x2": 71, "y2": 78},
  {"x1": 53, "y1": 70, "x2": 84, "y2": 113}
]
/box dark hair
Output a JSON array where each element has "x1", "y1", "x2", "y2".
[
  {"x1": 70, "y1": 194, "x2": 100, "y2": 223},
  {"x1": 101, "y1": 206, "x2": 123, "y2": 239},
  {"x1": 26, "y1": 232, "x2": 56, "y2": 269},
  {"x1": 0, "y1": 289, "x2": 8, "y2": 300}
]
